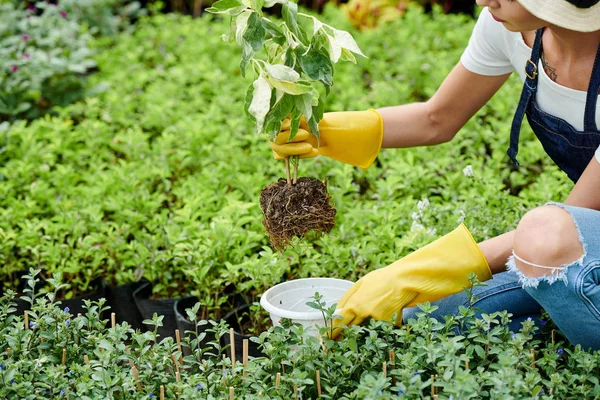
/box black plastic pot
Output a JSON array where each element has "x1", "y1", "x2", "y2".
[
  {"x1": 220, "y1": 303, "x2": 264, "y2": 360},
  {"x1": 106, "y1": 280, "x2": 148, "y2": 331},
  {"x1": 8, "y1": 276, "x2": 108, "y2": 320},
  {"x1": 60, "y1": 277, "x2": 108, "y2": 317},
  {"x1": 173, "y1": 296, "x2": 214, "y2": 356},
  {"x1": 133, "y1": 281, "x2": 178, "y2": 340}
]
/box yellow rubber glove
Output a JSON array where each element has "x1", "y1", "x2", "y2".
[
  {"x1": 269, "y1": 109, "x2": 384, "y2": 170},
  {"x1": 330, "y1": 224, "x2": 492, "y2": 339}
]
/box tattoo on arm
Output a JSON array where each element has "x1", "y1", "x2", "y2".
[{"x1": 541, "y1": 53, "x2": 558, "y2": 82}]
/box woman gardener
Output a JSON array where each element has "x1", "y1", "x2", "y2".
[{"x1": 269, "y1": 0, "x2": 600, "y2": 349}]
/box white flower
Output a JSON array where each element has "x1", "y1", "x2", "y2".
[
  {"x1": 411, "y1": 221, "x2": 425, "y2": 232},
  {"x1": 462, "y1": 165, "x2": 474, "y2": 177},
  {"x1": 456, "y1": 209, "x2": 466, "y2": 224},
  {"x1": 417, "y1": 198, "x2": 429, "y2": 213}
]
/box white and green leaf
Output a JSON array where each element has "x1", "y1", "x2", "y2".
[
  {"x1": 265, "y1": 63, "x2": 300, "y2": 82},
  {"x1": 235, "y1": 11, "x2": 252, "y2": 45},
  {"x1": 248, "y1": 75, "x2": 272, "y2": 134},
  {"x1": 332, "y1": 28, "x2": 366, "y2": 58}
]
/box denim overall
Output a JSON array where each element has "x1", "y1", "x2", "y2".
[
  {"x1": 404, "y1": 32, "x2": 600, "y2": 350},
  {"x1": 508, "y1": 28, "x2": 600, "y2": 183}
]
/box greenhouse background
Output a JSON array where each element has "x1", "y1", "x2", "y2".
[{"x1": 1, "y1": 0, "x2": 597, "y2": 398}]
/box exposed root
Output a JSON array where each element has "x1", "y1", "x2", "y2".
[{"x1": 260, "y1": 177, "x2": 336, "y2": 251}]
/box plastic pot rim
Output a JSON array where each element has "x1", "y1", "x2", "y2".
[{"x1": 259, "y1": 277, "x2": 353, "y2": 321}]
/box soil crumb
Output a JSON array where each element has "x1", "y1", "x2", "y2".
[{"x1": 260, "y1": 177, "x2": 336, "y2": 251}]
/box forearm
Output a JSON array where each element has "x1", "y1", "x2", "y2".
[
  {"x1": 477, "y1": 230, "x2": 514, "y2": 274},
  {"x1": 377, "y1": 102, "x2": 452, "y2": 148}
]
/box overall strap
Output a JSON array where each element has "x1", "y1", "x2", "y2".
[
  {"x1": 583, "y1": 43, "x2": 600, "y2": 132},
  {"x1": 507, "y1": 29, "x2": 544, "y2": 166}
]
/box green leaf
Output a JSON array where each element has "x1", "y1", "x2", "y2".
[
  {"x1": 3, "y1": 368, "x2": 16, "y2": 384},
  {"x1": 289, "y1": 108, "x2": 302, "y2": 141},
  {"x1": 267, "y1": 77, "x2": 312, "y2": 95},
  {"x1": 474, "y1": 344, "x2": 485, "y2": 358},
  {"x1": 251, "y1": 0, "x2": 265, "y2": 11},
  {"x1": 282, "y1": 2, "x2": 299, "y2": 37},
  {"x1": 340, "y1": 48, "x2": 357, "y2": 64},
  {"x1": 294, "y1": 93, "x2": 312, "y2": 121},
  {"x1": 312, "y1": 97, "x2": 325, "y2": 122},
  {"x1": 263, "y1": 19, "x2": 285, "y2": 44},
  {"x1": 264, "y1": 0, "x2": 285, "y2": 7},
  {"x1": 298, "y1": 48, "x2": 333, "y2": 87},
  {"x1": 243, "y1": 12, "x2": 266, "y2": 52},
  {"x1": 206, "y1": 0, "x2": 245, "y2": 15},
  {"x1": 240, "y1": 41, "x2": 254, "y2": 77},
  {"x1": 244, "y1": 82, "x2": 257, "y2": 121},
  {"x1": 284, "y1": 47, "x2": 295, "y2": 68},
  {"x1": 308, "y1": 115, "x2": 320, "y2": 142},
  {"x1": 263, "y1": 93, "x2": 294, "y2": 138},
  {"x1": 347, "y1": 337, "x2": 358, "y2": 353}
]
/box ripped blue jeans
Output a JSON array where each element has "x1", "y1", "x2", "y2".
[{"x1": 403, "y1": 202, "x2": 600, "y2": 351}]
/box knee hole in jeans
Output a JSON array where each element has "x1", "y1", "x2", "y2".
[{"x1": 512, "y1": 205, "x2": 584, "y2": 279}]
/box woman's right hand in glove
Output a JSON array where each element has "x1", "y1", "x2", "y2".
[{"x1": 269, "y1": 109, "x2": 384, "y2": 170}]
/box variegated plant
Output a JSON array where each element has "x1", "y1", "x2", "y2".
[{"x1": 207, "y1": 0, "x2": 366, "y2": 143}]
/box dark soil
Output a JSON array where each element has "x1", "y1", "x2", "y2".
[{"x1": 260, "y1": 177, "x2": 336, "y2": 251}]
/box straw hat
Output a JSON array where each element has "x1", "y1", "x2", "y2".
[{"x1": 517, "y1": 0, "x2": 600, "y2": 32}]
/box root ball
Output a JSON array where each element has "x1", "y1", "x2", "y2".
[{"x1": 259, "y1": 177, "x2": 336, "y2": 251}]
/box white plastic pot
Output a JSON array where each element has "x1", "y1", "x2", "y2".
[{"x1": 260, "y1": 278, "x2": 353, "y2": 334}]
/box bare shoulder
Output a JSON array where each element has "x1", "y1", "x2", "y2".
[{"x1": 520, "y1": 30, "x2": 537, "y2": 48}]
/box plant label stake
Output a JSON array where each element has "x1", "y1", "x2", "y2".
[
  {"x1": 229, "y1": 387, "x2": 235, "y2": 400},
  {"x1": 160, "y1": 385, "x2": 165, "y2": 400},
  {"x1": 230, "y1": 328, "x2": 236, "y2": 368},
  {"x1": 175, "y1": 329, "x2": 183, "y2": 364},
  {"x1": 382, "y1": 361, "x2": 387, "y2": 378},
  {"x1": 171, "y1": 353, "x2": 180, "y2": 376},
  {"x1": 531, "y1": 349, "x2": 536, "y2": 369},
  {"x1": 431, "y1": 374, "x2": 438, "y2": 399},
  {"x1": 62, "y1": 348, "x2": 66, "y2": 365},
  {"x1": 83, "y1": 355, "x2": 90, "y2": 366},
  {"x1": 465, "y1": 360, "x2": 469, "y2": 370},
  {"x1": 276, "y1": 372, "x2": 281, "y2": 389},
  {"x1": 389, "y1": 350, "x2": 396, "y2": 385},
  {"x1": 316, "y1": 370, "x2": 322, "y2": 397},
  {"x1": 111, "y1": 312, "x2": 116, "y2": 329},
  {"x1": 552, "y1": 329, "x2": 556, "y2": 345},
  {"x1": 242, "y1": 339, "x2": 248, "y2": 376},
  {"x1": 24, "y1": 311, "x2": 29, "y2": 330},
  {"x1": 132, "y1": 364, "x2": 142, "y2": 391}
]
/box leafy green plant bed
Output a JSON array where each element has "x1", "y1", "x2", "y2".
[
  {"x1": 0, "y1": 4, "x2": 574, "y2": 323},
  {"x1": 2, "y1": 270, "x2": 600, "y2": 399}
]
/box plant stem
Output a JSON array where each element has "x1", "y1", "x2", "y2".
[
  {"x1": 285, "y1": 158, "x2": 291, "y2": 186},
  {"x1": 293, "y1": 157, "x2": 298, "y2": 185}
]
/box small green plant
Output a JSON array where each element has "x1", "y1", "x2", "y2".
[
  {"x1": 2, "y1": 269, "x2": 600, "y2": 398},
  {"x1": 306, "y1": 291, "x2": 340, "y2": 339}
]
